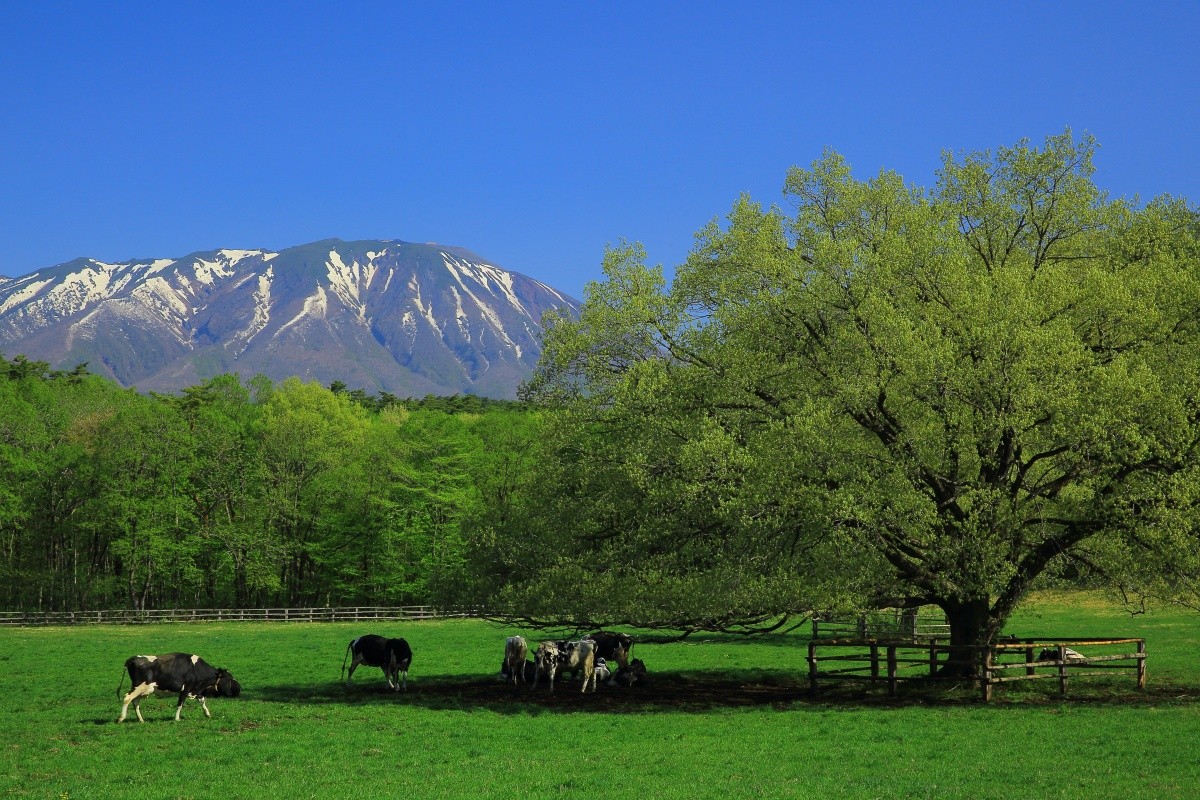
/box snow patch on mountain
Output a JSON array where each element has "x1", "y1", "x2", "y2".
[
  {"x1": 408, "y1": 274, "x2": 442, "y2": 336},
  {"x1": 442, "y1": 253, "x2": 516, "y2": 350},
  {"x1": 0, "y1": 278, "x2": 53, "y2": 315},
  {"x1": 192, "y1": 257, "x2": 235, "y2": 286},
  {"x1": 133, "y1": 276, "x2": 190, "y2": 323},
  {"x1": 220, "y1": 249, "x2": 273, "y2": 266},
  {"x1": 325, "y1": 249, "x2": 377, "y2": 320},
  {"x1": 228, "y1": 266, "x2": 274, "y2": 354},
  {"x1": 277, "y1": 285, "x2": 328, "y2": 336}
]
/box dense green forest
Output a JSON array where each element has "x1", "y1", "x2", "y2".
[{"x1": 0, "y1": 356, "x2": 539, "y2": 611}]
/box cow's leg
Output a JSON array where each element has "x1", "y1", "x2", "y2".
[
  {"x1": 118, "y1": 682, "x2": 155, "y2": 723},
  {"x1": 174, "y1": 690, "x2": 188, "y2": 721},
  {"x1": 548, "y1": 664, "x2": 557, "y2": 692},
  {"x1": 198, "y1": 695, "x2": 212, "y2": 717},
  {"x1": 399, "y1": 666, "x2": 408, "y2": 691},
  {"x1": 346, "y1": 655, "x2": 363, "y2": 687}
]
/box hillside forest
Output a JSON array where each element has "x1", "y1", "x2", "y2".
[{"x1": 0, "y1": 358, "x2": 537, "y2": 611}]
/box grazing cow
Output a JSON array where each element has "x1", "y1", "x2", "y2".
[
  {"x1": 343, "y1": 634, "x2": 413, "y2": 691},
  {"x1": 593, "y1": 657, "x2": 612, "y2": 684},
  {"x1": 533, "y1": 639, "x2": 597, "y2": 693},
  {"x1": 585, "y1": 631, "x2": 634, "y2": 668},
  {"x1": 611, "y1": 658, "x2": 648, "y2": 687},
  {"x1": 503, "y1": 636, "x2": 528, "y2": 685},
  {"x1": 116, "y1": 653, "x2": 241, "y2": 723},
  {"x1": 499, "y1": 658, "x2": 539, "y2": 685}
]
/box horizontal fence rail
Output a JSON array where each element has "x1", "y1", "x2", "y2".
[
  {"x1": 0, "y1": 606, "x2": 479, "y2": 626},
  {"x1": 808, "y1": 637, "x2": 1146, "y2": 701},
  {"x1": 812, "y1": 609, "x2": 951, "y2": 643}
]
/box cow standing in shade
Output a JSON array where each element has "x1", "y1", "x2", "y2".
[
  {"x1": 343, "y1": 635, "x2": 413, "y2": 691},
  {"x1": 116, "y1": 653, "x2": 241, "y2": 723},
  {"x1": 585, "y1": 631, "x2": 634, "y2": 668},
  {"x1": 503, "y1": 636, "x2": 528, "y2": 685},
  {"x1": 533, "y1": 639, "x2": 597, "y2": 693}
]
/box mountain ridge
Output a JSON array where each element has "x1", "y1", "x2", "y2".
[{"x1": 0, "y1": 238, "x2": 579, "y2": 398}]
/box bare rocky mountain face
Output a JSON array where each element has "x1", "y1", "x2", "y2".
[{"x1": 0, "y1": 238, "x2": 580, "y2": 398}]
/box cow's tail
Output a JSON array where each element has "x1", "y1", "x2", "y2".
[
  {"x1": 116, "y1": 665, "x2": 127, "y2": 700},
  {"x1": 340, "y1": 640, "x2": 352, "y2": 680}
]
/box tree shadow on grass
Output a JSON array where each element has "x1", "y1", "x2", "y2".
[{"x1": 244, "y1": 669, "x2": 1200, "y2": 715}]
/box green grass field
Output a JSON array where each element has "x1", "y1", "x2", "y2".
[{"x1": 2, "y1": 592, "x2": 1198, "y2": 799}]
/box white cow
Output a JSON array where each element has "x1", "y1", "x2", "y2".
[{"x1": 503, "y1": 636, "x2": 528, "y2": 685}]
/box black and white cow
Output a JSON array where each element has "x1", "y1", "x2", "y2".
[
  {"x1": 1038, "y1": 646, "x2": 1086, "y2": 663},
  {"x1": 611, "y1": 658, "x2": 648, "y2": 687},
  {"x1": 342, "y1": 634, "x2": 413, "y2": 691},
  {"x1": 499, "y1": 658, "x2": 539, "y2": 684},
  {"x1": 533, "y1": 639, "x2": 597, "y2": 693},
  {"x1": 584, "y1": 631, "x2": 634, "y2": 668},
  {"x1": 502, "y1": 636, "x2": 528, "y2": 685},
  {"x1": 116, "y1": 653, "x2": 241, "y2": 723}
]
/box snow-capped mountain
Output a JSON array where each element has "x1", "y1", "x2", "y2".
[{"x1": 0, "y1": 238, "x2": 579, "y2": 398}]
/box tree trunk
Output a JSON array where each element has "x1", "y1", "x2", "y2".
[{"x1": 939, "y1": 596, "x2": 993, "y2": 677}]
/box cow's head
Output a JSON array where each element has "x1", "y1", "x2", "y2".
[
  {"x1": 208, "y1": 669, "x2": 242, "y2": 698},
  {"x1": 534, "y1": 642, "x2": 560, "y2": 670}
]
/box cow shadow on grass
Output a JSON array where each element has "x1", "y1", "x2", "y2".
[
  {"x1": 250, "y1": 669, "x2": 812, "y2": 715},
  {"x1": 245, "y1": 670, "x2": 1200, "y2": 714}
]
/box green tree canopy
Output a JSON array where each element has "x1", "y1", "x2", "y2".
[{"x1": 520, "y1": 132, "x2": 1200, "y2": 657}]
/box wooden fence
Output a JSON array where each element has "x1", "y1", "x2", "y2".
[
  {"x1": 808, "y1": 637, "x2": 1146, "y2": 701},
  {"x1": 812, "y1": 608, "x2": 950, "y2": 643},
  {"x1": 0, "y1": 606, "x2": 476, "y2": 626}
]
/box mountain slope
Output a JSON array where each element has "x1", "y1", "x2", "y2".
[{"x1": 0, "y1": 239, "x2": 579, "y2": 397}]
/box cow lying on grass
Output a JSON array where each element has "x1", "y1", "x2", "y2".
[
  {"x1": 1038, "y1": 647, "x2": 1086, "y2": 663},
  {"x1": 342, "y1": 634, "x2": 413, "y2": 691},
  {"x1": 117, "y1": 653, "x2": 241, "y2": 723},
  {"x1": 500, "y1": 658, "x2": 540, "y2": 684},
  {"x1": 611, "y1": 658, "x2": 647, "y2": 687}
]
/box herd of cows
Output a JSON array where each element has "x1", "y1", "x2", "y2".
[{"x1": 115, "y1": 630, "x2": 646, "y2": 723}]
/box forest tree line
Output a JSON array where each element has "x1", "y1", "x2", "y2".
[{"x1": 0, "y1": 356, "x2": 539, "y2": 611}]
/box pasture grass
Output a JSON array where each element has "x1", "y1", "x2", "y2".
[{"x1": 1, "y1": 592, "x2": 1198, "y2": 799}]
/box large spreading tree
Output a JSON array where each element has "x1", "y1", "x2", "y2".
[{"x1": 516, "y1": 132, "x2": 1200, "y2": 662}]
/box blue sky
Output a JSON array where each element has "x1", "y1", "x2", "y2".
[{"x1": 2, "y1": 2, "x2": 1197, "y2": 298}]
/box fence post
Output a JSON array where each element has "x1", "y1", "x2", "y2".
[
  {"x1": 870, "y1": 644, "x2": 880, "y2": 680},
  {"x1": 1025, "y1": 642, "x2": 1035, "y2": 677},
  {"x1": 808, "y1": 641, "x2": 818, "y2": 697},
  {"x1": 928, "y1": 640, "x2": 938, "y2": 677},
  {"x1": 886, "y1": 646, "x2": 897, "y2": 696},
  {"x1": 1137, "y1": 639, "x2": 1146, "y2": 690},
  {"x1": 981, "y1": 647, "x2": 993, "y2": 702},
  {"x1": 1057, "y1": 645, "x2": 1069, "y2": 696}
]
